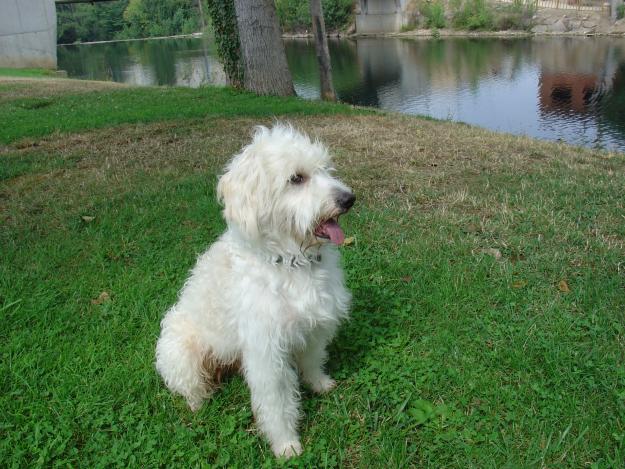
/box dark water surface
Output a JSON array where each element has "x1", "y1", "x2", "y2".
[{"x1": 58, "y1": 36, "x2": 625, "y2": 151}]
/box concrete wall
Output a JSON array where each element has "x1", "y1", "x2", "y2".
[
  {"x1": 355, "y1": 0, "x2": 408, "y2": 34},
  {"x1": 0, "y1": 0, "x2": 57, "y2": 69}
]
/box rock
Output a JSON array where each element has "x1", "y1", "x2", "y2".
[
  {"x1": 481, "y1": 248, "x2": 502, "y2": 260},
  {"x1": 568, "y1": 20, "x2": 582, "y2": 29},
  {"x1": 551, "y1": 17, "x2": 570, "y2": 33},
  {"x1": 531, "y1": 24, "x2": 549, "y2": 34},
  {"x1": 609, "y1": 18, "x2": 625, "y2": 34}
]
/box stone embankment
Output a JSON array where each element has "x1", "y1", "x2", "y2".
[{"x1": 531, "y1": 8, "x2": 625, "y2": 34}]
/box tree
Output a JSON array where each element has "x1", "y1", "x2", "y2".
[
  {"x1": 57, "y1": 1, "x2": 129, "y2": 43},
  {"x1": 233, "y1": 0, "x2": 295, "y2": 96},
  {"x1": 309, "y1": 0, "x2": 335, "y2": 101},
  {"x1": 121, "y1": 0, "x2": 199, "y2": 39}
]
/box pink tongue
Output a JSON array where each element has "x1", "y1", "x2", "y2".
[{"x1": 322, "y1": 219, "x2": 345, "y2": 245}]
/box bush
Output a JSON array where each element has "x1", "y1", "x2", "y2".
[
  {"x1": 120, "y1": 0, "x2": 201, "y2": 39},
  {"x1": 276, "y1": 0, "x2": 354, "y2": 32},
  {"x1": 494, "y1": 0, "x2": 534, "y2": 30},
  {"x1": 451, "y1": 0, "x2": 494, "y2": 30},
  {"x1": 276, "y1": 0, "x2": 311, "y2": 31},
  {"x1": 420, "y1": 0, "x2": 446, "y2": 29},
  {"x1": 57, "y1": 1, "x2": 128, "y2": 43},
  {"x1": 617, "y1": 3, "x2": 625, "y2": 20},
  {"x1": 495, "y1": 0, "x2": 535, "y2": 31}
]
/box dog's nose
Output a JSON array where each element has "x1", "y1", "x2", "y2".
[{"x1": 337, "y1": 191, "x2": 355, "y2": 211}]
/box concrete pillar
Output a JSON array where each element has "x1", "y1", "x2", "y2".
[
  {"x1": 0, "y1": 0, "x2": 57, "y2": 69},
  {"x1": 355, "y1": 0, "x2": 409, "y2": 33}
]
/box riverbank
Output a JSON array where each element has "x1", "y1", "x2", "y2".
[
  {"x1": 57, "y1": 17, "x2": 625, "y2": 47},
  {"x1": 57, "y1": 32, "x2": 205, "y2": 47},
  {"x1": 2, "y1": 76, "x2": 624, "y2": 467},
  {"x1": 362, "y1": 16, "x2": 625, "y2": 37}
]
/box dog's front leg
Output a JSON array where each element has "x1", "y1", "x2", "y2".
[
  {"x1": 296, "y1": 327, "x2": 336, "y2": 394},
  {"x1": 242, "y1": 342, "x2": 302, "y2": 458}
]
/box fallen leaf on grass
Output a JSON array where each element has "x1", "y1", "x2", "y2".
[
  {"x1": 512, "y1": 280, "x2": 527, "y2": 289},
  {"x1": 401, "y1": 276, "x2": 412, "y2": 283},
  {"x1": 81, "y1": 215, "x2": 95, "y2": 223},
  {"x1": 509, "y1": 253, "x2": 526, "y2": 264},
  {"x1": 558, "y1": 280, "x2": 570, "y2": 293},
  {"x1": 343, "y1": 236, "x2": 355, "y2": 246},
  {"x1": 464, "y1": 223, "x2": 480, "y2": 233},
  {"x1": 91, "y1": 291, "x2": 110, "y2": 305}
]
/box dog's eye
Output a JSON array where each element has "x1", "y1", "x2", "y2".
[{"x1": 289, "y1": 174, "x2": 305, "y2": 185}]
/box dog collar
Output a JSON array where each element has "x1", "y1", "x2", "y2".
[{"x1": 273, "y1": 253, "x2": 322, "y2": 267}]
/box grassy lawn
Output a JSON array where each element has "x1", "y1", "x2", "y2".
[
  {"x1": 2, "y1": 78, "x2": 625, "y2": 467},
  {"x1": 0, "y1": 78, "x2": 361, "y2": 145},
  {"x1": 0, "y1": 68, "x2": 59, "y2": 78}
]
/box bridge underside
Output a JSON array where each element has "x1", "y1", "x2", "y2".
[{"x1": 0, "y1": 0, "x2": 57, "y2": 69}]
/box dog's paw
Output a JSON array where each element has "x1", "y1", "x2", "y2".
[
  {"x1": 273, "y1": 440, "x2": 303, "y2": 458},
  {"x1": 310, "y1": 375, "x2": 336, "y2": 394},
  {"x1": 186, "y1": 397, "x2": 204, "y2": 412}
]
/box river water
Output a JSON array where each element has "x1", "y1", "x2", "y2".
[{"x1": 58, "y1": 36, "x2": 625, "y2": 152}]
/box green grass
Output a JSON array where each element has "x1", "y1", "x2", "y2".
[
  {"x1": 0, "y1": 85, "x2": 363, "y2": 145},
  {"x1": 0, "y1": 67, "x2": 57, "y2": 78},
  {"x1": 2, "y1": 79, "x2": 625, "y2": 467}
]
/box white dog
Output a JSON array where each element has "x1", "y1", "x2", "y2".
[{"x1": 155, "y1": 124, "x2": 355, "y2": 458}]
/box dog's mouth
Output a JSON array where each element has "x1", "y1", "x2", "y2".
[{"x1": 314, "y1": 216, "x2": 345, "y2": 245}]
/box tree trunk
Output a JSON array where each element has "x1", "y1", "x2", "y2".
[
  {"x1": 206, "y1": 0, "x2": 244, "y2": 88},
  {"x1": 233, "y1": 0, "x2": 295, "y2": 96},
  {"x1": 197, "y1": 0, "x2": 207, "y2": 31},
  {"x1": 309, "y1": 0, "x2": 336, "y2": 101}
]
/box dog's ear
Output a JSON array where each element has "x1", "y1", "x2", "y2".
[{"x1": 217, "y1": 149, "x2": 266, "y2": 240}]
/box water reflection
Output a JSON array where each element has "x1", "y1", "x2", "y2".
[
  {"x1": 59, "y1": 38, "x2": 225, "y2": 87},
  {"x1": 58, "y1": 36, "x2": 625, "y2": 151}
]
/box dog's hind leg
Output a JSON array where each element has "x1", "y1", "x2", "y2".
[{"x1": 155, "y1": 309, "x2": 212, "y2": 411}]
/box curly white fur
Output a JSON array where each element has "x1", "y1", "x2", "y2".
[{"x1": 155, "y1": 124, "x2": 354, "y2": 458}]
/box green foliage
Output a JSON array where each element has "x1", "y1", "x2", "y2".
[
  {"x1": 494, "y1": 0, "x2": 535, "y2": 30},
  {"x1": 322, "y1": 0, "x2": 355, "y2": 30},
  {"x1": 451, "y1": 0, "x2": 494, "y2": 30},
  {"x1": 276, "y1": 0, "x2": 311, "y2": 31},
  {"x1": 420, "y1": 0, "x2": 447, "y2": 29},
  {"x1": 205, "y1": 0, "x2": 243, "y2": 89},
  {"x1": 56, "y1": 0, "x2": 204, "y2": 43},
  {"x1": 413, "y1": 0, "x2": 532, "y2": 32},
  {"x1": 57, "y1": 1, "x2": 129, "y2": 43},
  {"x1": 276, "y1": 0, "x2": 354, "y2": 32},
  {"x1": 617, "y1": 3, "x2": 625, "y2": 20},
  {"x1": 119, "y1": 0, "x2": 200, "y2": 39}
]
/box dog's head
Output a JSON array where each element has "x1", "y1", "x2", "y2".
[{"x1": 217, "y1": 124, "x2": 355, "y2": 248}]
